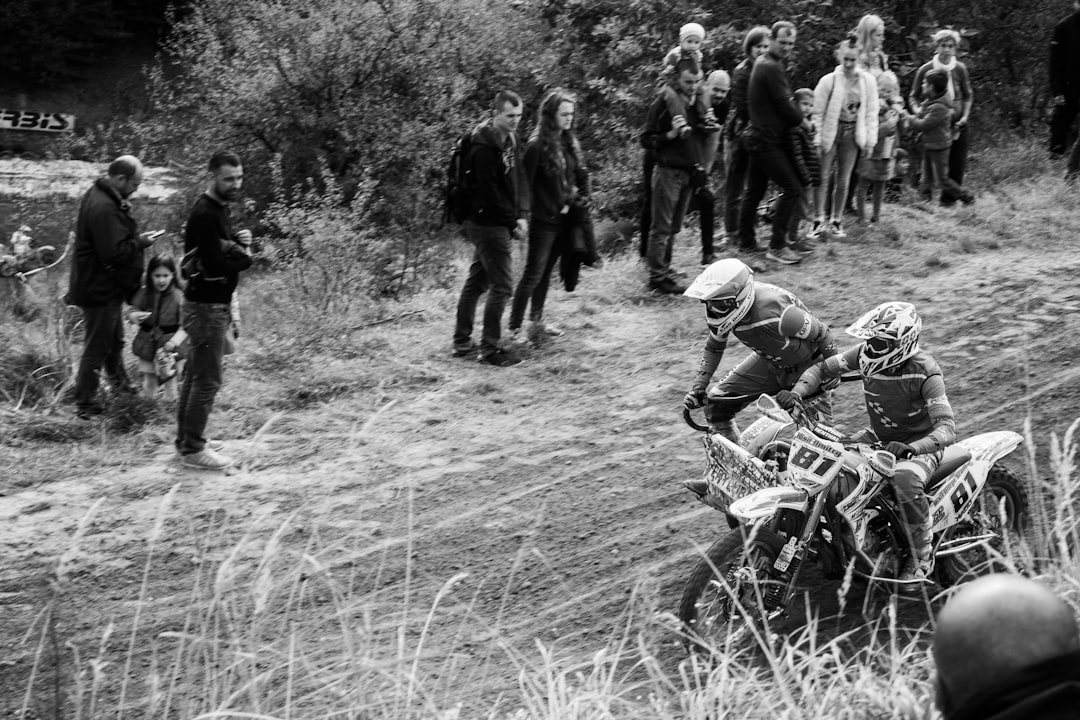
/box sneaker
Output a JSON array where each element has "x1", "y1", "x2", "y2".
[
  {"x1": 533, "y1": 321, "x2": 564, "y2": 337},
  {"x1": 479, "y1": 348, "x2": 522, "y2": 367},
  {"x1": 649, "y1": 278, "x2": 688, "y2": 294},
  {"x1": 790, "y1": 238, "x2": 816, "y2": 255},
  {"x1": 898, "y1": 556, "x2": 934, "y2": 585},
  {"x1": 452, "y1": 341, "x2": 478, "y2": 358},
  {"x1": 765, "y1": 246, "x2": 803, "y2": 265},
  {"x1": 181, "y1": 447, "x2": 235, "y2": 470},
  {"x1": 807, "y1": 221, "x2": 824, "y2": 240},
  {"x1": 829, "y1": 220, "x2": 846, "y2": 238},
  {"x1": 206, "y1": 439, "x2": 226, "y2": 451}
]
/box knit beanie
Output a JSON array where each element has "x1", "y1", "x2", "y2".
[{"x1": 680, "y1": 23, "x2": 706, "y2": 43}]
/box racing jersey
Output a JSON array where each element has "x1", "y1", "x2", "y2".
[
  {"x1": 692, "y1": 283, "x2": 837, "y2": 391},
  {"x1": 793, "y1": 344, "x2": 956, "y2": 454}
]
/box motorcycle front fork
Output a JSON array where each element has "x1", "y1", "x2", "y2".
[{"x1": 763, "y1": 490, "x2": 831, "y2": 612}]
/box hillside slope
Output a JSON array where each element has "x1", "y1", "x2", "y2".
[{"x1": 2, "y1": 162, "x2": 1079, "y2": 716}]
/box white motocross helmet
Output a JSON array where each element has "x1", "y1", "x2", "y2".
[
  {"x1": 684, "y1": 258, "x2": 756, "y2": 336},
  {"x1": 846, "y1": 301, "x2": 922, "y2": 375}
]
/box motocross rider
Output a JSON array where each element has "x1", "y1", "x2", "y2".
[
  {"x1": 683, "y1": 258, "x2": 839, "y2": 442},
  {"x1": 778, "y1": 301, "x2": 956, "y2": 584}
]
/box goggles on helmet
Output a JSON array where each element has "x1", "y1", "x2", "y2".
[
  {"x1": 865, "y1": 336, "x2": 895, "y2": 357},
  {"x1": 707, "y1": 296, "x2": 742, "y2": 314}
]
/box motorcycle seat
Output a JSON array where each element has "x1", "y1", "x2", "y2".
[{"x1": 926, "y1": 445, "x2": 973, "y2": 490}]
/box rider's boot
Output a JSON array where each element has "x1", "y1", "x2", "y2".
[
  {"x1": 899, "y1": 503, "x2": 934, "y2": 585},
  {"x1": 708, "y1": 419, "x2": 741, "y2": 444}
]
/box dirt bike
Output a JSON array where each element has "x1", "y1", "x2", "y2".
[{"x1": 678, "y1": 394, "x2": 1028, "y2": 652}]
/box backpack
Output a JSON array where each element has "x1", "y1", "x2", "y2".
[{"x1": 444, "y1": 130, "x2": 476, "y2": 225}]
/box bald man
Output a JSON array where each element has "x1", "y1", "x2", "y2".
[
  {"x1": 69, "y1": 155, "x2": 160, "y2": 418},
  {"x1": 934, "y1": 574, "x2": 1080, "y2": 719}
]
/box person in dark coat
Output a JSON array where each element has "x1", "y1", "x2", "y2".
[
  {"x1": 1050, "y1": 1, "x2": 1080, "y2": 157},
  {"x1": 933, "y1": 574, "x2": 1080, "y2": 720},
  {"x1": 68, "y1": 154, "x2": 160, "y2": 418}
]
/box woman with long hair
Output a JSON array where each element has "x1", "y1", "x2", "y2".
[
  {"x1": 854, "y1": 13, "x2": 888, "y2": 76},
  {"x1": 509, "y1": 88, "x2": 588, "y2": 342}
]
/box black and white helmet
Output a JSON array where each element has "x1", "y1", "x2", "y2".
[
  {"x1": 846, "y1": 301, "x2": 921, "y2": 375},
  {"x1": 684, "y1": 259, "x2": 756, "y2": 336}
]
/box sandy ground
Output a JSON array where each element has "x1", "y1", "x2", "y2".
[{"x1": 2, "y1": 176, "x2": 1079, "y2": 714}]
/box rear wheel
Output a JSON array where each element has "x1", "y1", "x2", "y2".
[
  {"x1": 678, "y1": 527, "x2": 786, "y2": 654},
  {"x1": 935, "y1": 464, "x2": 1028, "y2": 587}
]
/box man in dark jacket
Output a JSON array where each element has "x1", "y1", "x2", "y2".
[
  {"x1": 176, "y1": 150, "x2": 253, "y2": 470},
  {"x1": 1050, "y1": 1, "x2": 1080, "y2": 157},
  {"x1": 68, "y1": 155, "x2": 158, "y2": 418},
  {"x1": 640, "y1": 58, "x2": 705, "y2": 294},
  {"x1": 934, "y1": 574, "x2": 1080, "y2": 719},
  {"x1": 735, "y1": 21, "x2": 809, "y2": 266},
  {"x1": 452, "y1": 90, "x2": 530, "y2": 367}
]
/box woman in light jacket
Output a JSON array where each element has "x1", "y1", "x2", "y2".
[{"x1": 810, "y1": 36, "x2": 878, "y2": 239}]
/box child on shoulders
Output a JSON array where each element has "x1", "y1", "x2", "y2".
[{"x1": 658, "y1": 23, "x2": 708, "y2": 121}]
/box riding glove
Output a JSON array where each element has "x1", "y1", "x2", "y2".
[
  {"x1": 885, "y1": 441, "x2": 915, "y2": 460},
  {"x1": 775, "y1": 390, "x2": 801, "y2": 411},
  {"x1": 684, "y1": 389, "x2": 708, "y2": 410}
]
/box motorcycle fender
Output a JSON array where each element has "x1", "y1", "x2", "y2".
[
  {"x1": 729, "y1": 485, "x2": 809, "y2": 521},
  {"x1": 957, "y1": 431, "x2": 1023, "y2": 464}
]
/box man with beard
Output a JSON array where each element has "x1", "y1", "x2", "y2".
[{"x1": 176, "y1": 151, "x2": 253, "y2": 470}]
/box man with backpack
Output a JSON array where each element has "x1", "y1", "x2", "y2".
[{"x1": 451, "y1": 90, "x2": 530, "y2": 367}]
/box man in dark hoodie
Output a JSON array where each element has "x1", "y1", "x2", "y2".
[
  {"x1": 68, "y1": 154, "x2": 160, "y2": 418},
  {"x1": 452, "y1": 90, "x2": 530, "y2": 367},
  {"x1": 934, "y1": 574, "x2": 1080, "y2": 720}
]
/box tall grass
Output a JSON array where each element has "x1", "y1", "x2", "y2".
[{"x1": 16, "y1": 416, "x2": 1079, "y2": 720}]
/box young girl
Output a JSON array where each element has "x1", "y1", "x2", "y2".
[
  {"x1": 128, "y1": 254, "x2": 188, "y2": 400},
  {"x1": 855, "y1": 71, "x2": 903, "y2": 224},
  {"x1": 811, "y1": 36, "x2": 879, "y2": 240}
]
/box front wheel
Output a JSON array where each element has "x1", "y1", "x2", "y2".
[
  {"x1": 935, "y1": 464, "x2": 1028, "y2": 587},
  {"x1": 678, "y1": 527, "x2": 786, "y2": 654}
]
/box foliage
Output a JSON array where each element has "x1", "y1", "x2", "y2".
[{"x1": 147, "y1": 0, "x2": 552, "y2": 225}]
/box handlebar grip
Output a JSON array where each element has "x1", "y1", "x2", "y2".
[{"x1": 682, "y1": 407, "x2": 710, "y2": 432}]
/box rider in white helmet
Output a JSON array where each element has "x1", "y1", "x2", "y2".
[
  {"x1": 683, "y1": 257, "x2": 839, "y2": 441},
  {"x1": 778, "y1": 301, "x2": 957, "y2": 585}
]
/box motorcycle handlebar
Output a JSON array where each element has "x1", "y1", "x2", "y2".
[{"x1": 681, "y1": 374, "x2": 861, "y2": 434}]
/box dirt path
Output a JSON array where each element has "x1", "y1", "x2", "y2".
[{"x1": 2, "y1": 186, "x2": 1080, "y2": 714}]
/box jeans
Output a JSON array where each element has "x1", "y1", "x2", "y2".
[
  {"x1": 816, "y1": 123, "x2": 859, "y2": 221},
  {"x1": 738, "y1": 137, "x2": 803, "y2": 250},
  {"x1": 639, "y1": 152, "x2": 654, "y2": 258},
  {"x1": 724, "y1": 134, "x2": 751, "y2": 238},
  {"x1": 176, "y1": 301, "x2": 230, "y2": 455},
  {"x1": 74, "y1": 299, "x2": 131, "y2": 410},
  {"x1": 453, "y1": 222, "x2": 514, "y2": 356},
  {"x1": 509, "y1": 223, "x2": 561, "y2": 329},
  {"x1": 694, "y1": 185, "x2": 716, "y2": 259},
  {"x1": 647, "y1": 165, "x2": 693, "y2": 285},
  {"x1": 947, "y1": 123, "x2": 969, "y2": 188},
  {"x1": 1050, "y1": 97, "x2": 1079, "y2": 155},
  {"x1": 920, "y1": 148, "x2": 966, "y2": 201}
]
